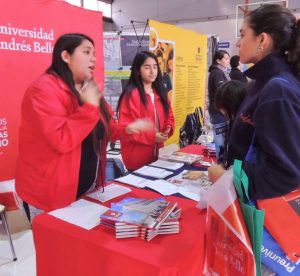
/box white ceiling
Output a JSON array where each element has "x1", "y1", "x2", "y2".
[{"x1": 112, "y1": 0, "x2": 300, "y2": 30}]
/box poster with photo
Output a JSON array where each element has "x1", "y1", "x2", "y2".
[
  {"x1": 149, "y1": 20, "x2": 207, "y2": 146},
  {"x1": 103, "y1": 33, "x2": 149, "y2": 113},
  {"x1": 150, "y1": 32, "x2": 175, "y2": 104}
]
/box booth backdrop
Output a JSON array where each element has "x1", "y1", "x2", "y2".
[{"x1": 0, "y1": 0, "x2": 103, "y2": 181}]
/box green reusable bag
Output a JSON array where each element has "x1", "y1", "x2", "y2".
[{"x1": 233, "y1": 159, "x2": 265, "y2": 276}]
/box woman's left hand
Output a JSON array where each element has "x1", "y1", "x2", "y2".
[
  {"x1": 163, "y1": 125, "x2": 171, "y2": 136},
  {"x1": 155, "y1": 132, "x2": 168, "y2": 143}
]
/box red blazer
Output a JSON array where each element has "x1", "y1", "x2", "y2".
[
  {"x1": 15, "y1": 74, "x2": 127, "y2": 211},
  {"x1": 118, "y1": 88, "x2": 174, "y2": 170}
]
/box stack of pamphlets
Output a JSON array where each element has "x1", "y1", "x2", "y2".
[
  {"x1": 158, "y1": 143, "x2": 203, "y2": 165},
  {"x1": 158, "y1": 151, "x2": 203, "y2": 165},
  {"x1": 100, "y1": 197, "x2": 180, "y2": 241},
  {"x1": 202, "y1": 144, "x2": 216, "y2": 158}
]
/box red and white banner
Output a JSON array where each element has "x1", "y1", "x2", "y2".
[
  {"x1": 204, "y1": 170, "x2": 256, "y2": 275},
  {"x1": 0, "y1": 0, "x2": 103, "y2": 181}
]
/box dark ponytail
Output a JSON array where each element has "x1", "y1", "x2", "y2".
[
  {"x1": 247, "y1": 4, "x2": 300, "y2": 78},
  {"x1": 288, "y1": 19, "x2": 300, "y2": 78}
]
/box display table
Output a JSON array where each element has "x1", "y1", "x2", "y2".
[{"x1": 32, "y1": 186, "x2": 206, "y2": 276}]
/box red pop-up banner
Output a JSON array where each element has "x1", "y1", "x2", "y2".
[{"x1": 0, "y1": 0, "x2": 103, "y2": 181}]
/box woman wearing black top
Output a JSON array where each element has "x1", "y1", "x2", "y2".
[{"x1": 208, "y1": 50, "x2": 230, "y2": 162}]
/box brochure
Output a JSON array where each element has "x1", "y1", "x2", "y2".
[
  {"x1": 158, "y1": 145, "x2": 203, "y2": 164},
  {"x1": 85, "y1": 183, "x2": 131, "y2": 202},
  {"x1": 49, "y1": 199, "x2": 108, "y2": 230},
  {"x1": 115, "y1": 174, "x2": 148, "y2": 188},
  {"x1": 100, "y1": 197, "x2": 177, "y2": 230},
  {"x1": 142, "y1": 170, "x2": 212, "y2": 201},
  {"x1": 149, "y1": 160, "x2": 184, "y2": 171},
  {"x1": 133, "y1": 166, "x2": 174, "y2": 179}
]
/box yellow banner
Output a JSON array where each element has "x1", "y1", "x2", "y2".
[{"x1": 149, "y1": 20, "x2": 207, "y2": 145}]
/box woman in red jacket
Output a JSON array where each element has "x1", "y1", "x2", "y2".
[
  {"x1": 15, "y1": 33, "x2": 152, "y2": 219},
  {"x1": 117, "y1": 51, "x2": 175, "y2": 170}
]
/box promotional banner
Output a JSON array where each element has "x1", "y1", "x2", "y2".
[
  {"x1": 104, "y1": 33, "x2": 149, "y2": 112},
  {"x1": 0, "y1": 0, "x2": 103, "y2": 181},
  {"x1": 149, "y1": 20, "x2": 207, "y2": 145}
]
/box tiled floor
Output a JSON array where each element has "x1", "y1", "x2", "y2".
[{"x1": 0, "y1": 226, "x2": 36, "y2": 276}]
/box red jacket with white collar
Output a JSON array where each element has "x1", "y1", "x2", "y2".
[
  {"x1": 118, "y1": 88, "x2": 174, "y2": 170},
  {"x1": 15, "y1": 73, "x2": 127, "y2": 211}
]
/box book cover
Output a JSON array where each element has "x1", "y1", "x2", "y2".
[
  {"x1": 167, "y1": 170, "x2": 212, "y2": 201},
  {"x1": 100, "y1": 197, "x2": 177, "y2": 230},
  {"x1": 158, "y1": 151, "x2": 203, "y2": 165},
  {"x1": 167, "y1": 170, "x2": 211, "y2": 189}
]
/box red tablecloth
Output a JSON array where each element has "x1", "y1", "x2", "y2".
[{"x1": 32, "y1": 186, "x2": 206, "y2": 276}]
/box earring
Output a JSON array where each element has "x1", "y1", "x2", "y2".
[{"x1": 258, "y1": 46, "x2": 263, "y2": 50}]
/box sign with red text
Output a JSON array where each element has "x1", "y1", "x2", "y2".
[{"x1": 0, "y1": 0, "x2": 103, "y2": 181}]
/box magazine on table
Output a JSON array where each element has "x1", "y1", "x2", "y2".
[
  {"x1": 142, "y1": 171, "x2": 211, "y2": 201},
  {"x1": 85, "y1": 183, "x2": 131, "y2": 202},
  {"x1": 133, "y1": 165, "x2": 174, "y2": 179},
  {"x1": 115, "y1": 174, "x2": 148, "y2": 188},
  {"x1": 100, "y1": 197, "x2": 180, "y2": 240},
  {"x1": 202, "y1": 143, "x2": 216, "y2": 157},
  {"x1": 158, "y1": 144, "x2": 203, "y2": 165},
  {"x1": 167, "y1": 170, "x2": 212, "y2": 201},
  {"x1": 115, "y1": 219, "x2": 180, "y2": 240},
  {"x1": 100, "y1": 197, "x2": 177, "y2": 229},
  {"x1": 149, "y1": 160, "x2": 184, "y2": 171},
  {"x1": 102, "y1": 216, "x2": 179, "y2": 231}
]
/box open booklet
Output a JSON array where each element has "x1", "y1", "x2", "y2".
[
  {"x1": 158, "y1": 144, "x2": 203, "y2": 165},
  {"x1": 144, "y1": 170, "x2": 212, "y2": 201},
  {"x1": 85, "y1": 183, "x2": 131, "y2": 202},
  {"x1": 115, "y1": 170, "x2": 212, "y2": 201},
  {"x1": 133, "y1": 165, "x2": 174, "y2": 178}
]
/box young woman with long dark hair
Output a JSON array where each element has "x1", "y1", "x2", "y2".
[
  {"x1": 117, "y1": 51, "x2": 174, "y2": 170},
  {"x1": 209, "y1": 4, "x2": 300, "y2": 199},
  {"x1": 16, "y1": 33, "x2": 152, "y2": 219}
]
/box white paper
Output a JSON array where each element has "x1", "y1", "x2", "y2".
[
  {"x1": 159, "y1": 143, "x2": 179, "y2": 155},
  {"x1": 177, "y1": 185, "x2": 201, "y2": 201},
  {"x1": 115, "y1": 174, "x2": 148, "y2": 188},
  {"x1": 49, "y1": 199, "x2": 108, "y2": 230},
  {"x1": 149, "y1": 160, "x2": 184, "y2": 171},
  {"x1": 86, "y1": 183, "x2": 131, "y2": 202},
  {"x1": 144, "y1": 180, "x2": 179, "y2": 195},
  {"x1": 134, "y1": 166, "x2": 173, "y2": 179}
]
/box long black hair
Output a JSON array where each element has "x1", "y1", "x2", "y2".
[
  {"x1": 247, "y1": 4, "x2": 300, "y2": 78},
  {"x1": 117, "y1": 51, "x2": 169, "y2": 116},
  {"x1": 47, "y1": 33, "x2": 91, "y2": 99},
  {"x1": 47, "y1": 33, "x2": 111, "y2": 152}
]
